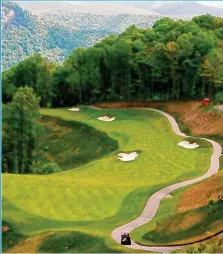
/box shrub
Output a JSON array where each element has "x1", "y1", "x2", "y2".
[
  {"x1": 38, "y1": 163, "x2": 62, "y2": 175},
  {"x1": 215, "y1": 91, "x2": 223, "y2": 104},
  {"x1": 208, "y1": 198, "x2": 219, "y2": 207}
]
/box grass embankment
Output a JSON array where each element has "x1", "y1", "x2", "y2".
[
  {"x1": 34, "y1": 115, "x2": 118, "y2": 171},
  {"x1": 2, "y1": 106, "x2": 212, "y2": 252},
  {"x1": 173, "y1": 236, "x2": 223, "y2": 253},
  {"x1": 7, "y1": 231, "x2": 120, "y2": 253},
  {"x1": 131, "y1": 172, "x2": 223, "y2": 245}
]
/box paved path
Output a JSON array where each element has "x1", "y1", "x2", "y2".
[
  {"x1": 89, "y1": 106, "x2": 222, "y2": 253},
  {"x1": 216, "y1": 105, "x2": 223, "y2": 112}
]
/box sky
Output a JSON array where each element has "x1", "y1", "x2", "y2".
[
  {"x1": 66, "y1": 1, "x2": 223, "y2": 9},
  {"x1": 199, "y1": 1, "x2": 223, "y2": 8}
]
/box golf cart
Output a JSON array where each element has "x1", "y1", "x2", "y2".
[{"x1": 121, "y1": 232, "x2": 131, "y2": 245}]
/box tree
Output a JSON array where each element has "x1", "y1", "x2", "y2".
[
  {"x1": 201, "y1": 48, "x2": 223, "y2": 98},
  {"x1": 65, "y1": 48, "x2": 88, "y2": 104},
  {"x1": 165, "y1": 41, "x2": 180, "y2": 99},
  {"x1": 3, "y1": 87, "x2": 40, "y2": 174}
]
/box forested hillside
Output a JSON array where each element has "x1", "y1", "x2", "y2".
[
  {"x1": 3, "y1": 14, "x2": 223, "y2": 107},
  {"x1": 2, "y1": 1, "x2": 160, "y2": 70}
]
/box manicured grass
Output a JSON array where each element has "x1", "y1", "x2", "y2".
[
  {"x1": 2, "y1": 106, "x2": 212, "y2": 252},
  {"x1": 34, "y1": 115, "x2": 118, "y2": 171}
]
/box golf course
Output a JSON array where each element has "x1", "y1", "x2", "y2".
[{"x1": 3, "y1": 105, "x2": 221, "y2": 253}]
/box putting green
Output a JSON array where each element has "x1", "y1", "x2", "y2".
[{"x1": 2, "y1": 106, "x2": 212, "y2": 250}]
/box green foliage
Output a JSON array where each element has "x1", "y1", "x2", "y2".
[
  {"x1": 208, "y1": 198, "x2": 221, "y2": 207},
  {"x1": 37, "y1": 163, "x2": 62, "y2": 175},
  {"x1": 173, "y1": 238, "x2": 223, "y2": 253},
  {"x1": 38, "y1": 231, "x2": 119, "y2": 253},
  {"x1": 2, "y1": 87, "x2": 40, "y2": 174},
  {"x1": 215, "y1": 91, "x2": 223, "y2": 103},
  {"x1": 3, "y1": 13, "x2": 223, "y2": 105},
  {"x1": 2, "y1": 221, "x2": 24, "y2": 252}
]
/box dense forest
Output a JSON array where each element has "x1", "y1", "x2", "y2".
[{"x1": 3, "y1": 14, "x2": 223, "y2": 106}]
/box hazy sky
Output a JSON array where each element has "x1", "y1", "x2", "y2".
[
  {"x1": 199, "y1": 1, "x2": 223, "y2": 8},
  {"x1": 66, "y1": 1, "x2": 223, "y2": 9}
]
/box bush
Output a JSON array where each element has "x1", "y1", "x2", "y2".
[
  {"x1": 38, "y1": 163, "x2": 62, "y2": 174},
  {"x1": 208, "y1": 198, "x2": 219, "y2": 207},
  {"x1": 215, "y1": 91, "x2": 223, "y2": 104}
]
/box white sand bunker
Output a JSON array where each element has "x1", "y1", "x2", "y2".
[
  {"x1": 97, "y1": 116, "x2": 115, "y2": 122},
  {"x1": 118, "y1": 152, "x2": 139, "y2": 162},
  {"x1": 178, "y1": 141, "x2": 199, "y2": 149},
  {"x1": 68, "y1": 108, "x2": 80, "y2": 112}
]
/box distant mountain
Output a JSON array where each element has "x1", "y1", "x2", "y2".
[
  {"x1": 4, "y1": 1, "x2": 223, "y2": 71},
  {"x1": 153, "y1": 1, "x2": 223, "y2": 16},
  {"x1": 17, "y1": 1, "x2": 160, "y2": 15},
  {"x1": 2, "y1": 1, "x2": 161, "y2": 70}
]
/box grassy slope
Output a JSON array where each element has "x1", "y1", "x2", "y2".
[
  {"x1": 173, "y1": 236, "x2": 223, "y2": 253},
  {"x1": 2, "y1": 106, "x2": 212, "y2": 252},
  {"x1": 131, "y1": 172, "x2": 223, "y2": 245},
  {"x1": 34, "y1": 115, "x2": 118, "y2": 171}
]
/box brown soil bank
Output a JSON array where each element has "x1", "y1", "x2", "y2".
[{"x1": 95, "y1": 101, "x2": 223, "y2": 137}]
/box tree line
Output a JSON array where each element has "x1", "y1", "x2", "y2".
[{"x1": 3, "y1": 14, "x2": 223, "y2": 108}]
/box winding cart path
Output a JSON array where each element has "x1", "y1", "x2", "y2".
[{"x1": 89, "y1": 106, "x2": 222, "y2": 252}]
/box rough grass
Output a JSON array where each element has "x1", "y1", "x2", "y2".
[
  {"x1": 37, "y1": 231, "x2": 120, "y2": 253},
  {"x1": 34, "y1": 115, "x2": 118, "y2": 171},
  {"x1": 184, "y1": 137, "x2": 212, "y2": 148},
  {"x1": 2, "y1": 106, "x2": 212, "y2": 252},
  {"x1": 172, "y1": 236, "x2": 223, "y2": 253},
  {"x1": 2, "y1": 221, "x2": 25, "y2": 252},
  {"x1": 134, "y1": 202, "x2": 223, "y2": 245},
  {"x1": 131, "y1": 171, "x2": 223, "y2": 246}
]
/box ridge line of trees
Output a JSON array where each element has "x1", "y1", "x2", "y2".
[{"x1": 3, "y1": 14, "x2": 223, "y2": 108}]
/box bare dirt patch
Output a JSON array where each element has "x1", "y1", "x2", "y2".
[{"x1": 178, "y1": 172, "x2": 223, "y2": 213}]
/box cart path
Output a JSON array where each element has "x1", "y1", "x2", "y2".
[
  {"x1": 88, "y1": 106, "x2": 222, "y2": 252},
  {"x1": 216, "y1": 105, "x2": 223, "y2": 111}
]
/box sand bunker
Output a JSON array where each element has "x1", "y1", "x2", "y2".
[
  {"x1": 178, "y1": 141, "x2": 199, "y2": 149},
  {"x1": 97, "y1": 116, "x2": 115, "y2": 122},
  {"x1": 118, "y1": 152, "x2": 138, "y2": 162},
  {"x1": 68, "y1": 108, "x2": 80, "y2": 112}
]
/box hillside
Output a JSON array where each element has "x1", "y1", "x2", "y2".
[
  {"x1": 2, "y1": 1, "x2": 160, "y2": 70},
  {"x1": 153, "y1": 1, "x2": 223, "y2": 16}
]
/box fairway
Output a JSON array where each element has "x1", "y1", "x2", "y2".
[{"x1": 2, "y1": 106, "x2": 212, "y2": 251}]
